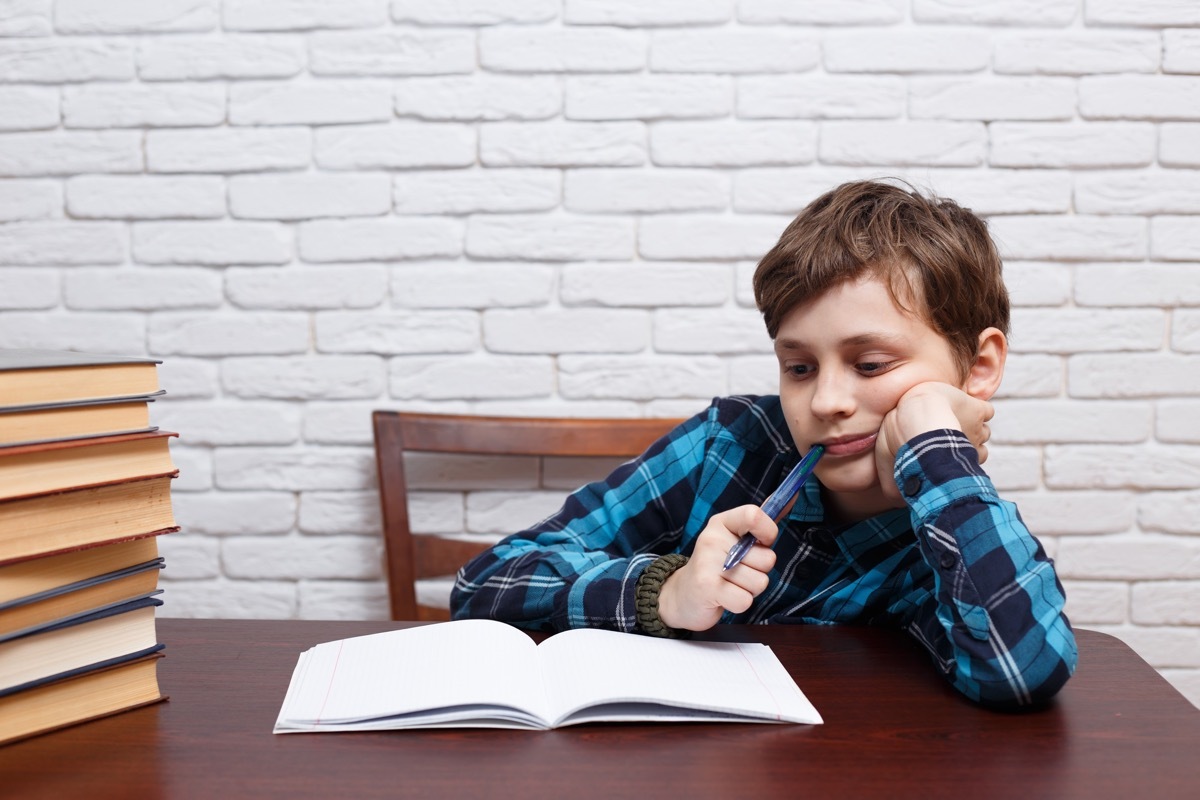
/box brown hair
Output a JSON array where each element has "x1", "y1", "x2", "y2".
[{"x1": 753, "y1": 180, "x2": 1010, "y2": 377}]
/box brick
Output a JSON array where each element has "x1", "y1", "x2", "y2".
[
  {"x1": 0, "y1": 180, "x2": 59, "y2": 221},
  {"x1": 737, "y1": 75, "x2": 905, "y2": 119},
  {"x1": 1153, "y1": 217, "x2": 1200, "y2": 261},
  {"x1": 172, "y1": 491, "x2": 297, "y2": 535},
  {"x1": 297, "y1": 581, "x2": 388, "y2": 621},
  {"x1": 309, "y1": 30, "x2": 474, "y2": 76},
  {"x1": 134, "y1": 221, "x2": 292, "y2": 265},
  {"x1": 137, "y1": 35, "x2": 305, "y2": 80},
  {"x1": 159, "y1": 579, "x2": 297, "y2": 619},
  {"x1": 994, "y1": 32, "x2": 1161, "y2": 75},
  {"x1": 301, "y1": 402, "x2": 381, "y2": 445},
  {"x1": 655, "y1": 308, "x2": 772, "y2": 354},
  {"x1": 1010, "y1": 308, "x2": 1163, "y2": 353},
  {"x1": 481, "y1": 121, "x2": 646, "y2": 167},
  {"x1": 560, "y1": 262, "x2": 731, "y2": 307},
  {"x1": 222, "y1": 535, "x2": 380, "y2": 579},
  {"x1": 1134, "y1": 582, "x2": 1200, "y2": 624},
  {"x1": 227, "y1": 265, "x2": 387, "y2": 310},
  {"x1": 394, "y1": 75, "x2": 561, "y2": 121},
  {"x1": 149, "y1": 312, "x2": 309, "y2": 356},
  {"x1": 229, "y1": 173, "x2": 391, "y2": 220},
  {"x1": 903, "y1": 169, "x2": 1072, "y2": 215},
  {"x1": 222, "y1": 356, "x2": 385, "y2": 400},
  {"x1": 298, "y1": 490, "x2": 380, "y2": 535},
  {"x1": 0, "y1": 312, "x2": 143, "y2": 353},
  {"x1": 0, "y1": 222, "x2": 125, "y2": 264},
  {"x1": 0, "y1": 40, "x2": 133, "y2": 82},
  {"x1": 991, "y1": 399, "x2": 1151, "y2": 444},
  {"x1": 467, "y1": 214, "x2": 634, "y2": 261},
  {"x1": 819, "y1": 122, "x2": 986, "y2": 167},
  {"x1": 1081, "y1": 76, "x2": 1200, "y2": 120},
  {"x1": 649, "y1": 121, "x2": 816, "y2": 167},
  {"x1": 1059, "y1": 581, "x2": 1129, "y2": 625},
  {"x1": 55, "y1": 0, "x2": 216, "y2": 33},
  {"x1": 480, "y1": 27, "x2": 646, "y2": 73},
  {"x1": 1160, "y1": 670, "x2": 1200, "y2": 711},
  {"x1": 994, "y1": 354, "x2": 1064, "y2": 399},
  {"x1": 1077, "y1": 264, "x2": 1200, "y2": 307},
  {"x1": 565, "y1": 168, "x2": 727, "y2": 212},
  {"x1": 168, "y1": 446, "x2": 213, "y2": 492},
  {"x1": 392, "y1": 0, "x2": 558, "y2": 25},
  {"x1": 565, "y1": 0, "x2": 734, "y2": 26},
  {"x1": 63, "y1": 83, "x2": 225, "y2": 128},
  {"x1": 566, "y1": 75, "x2": 731, "y2": 120},
  {"x1": 468, "y1": 491, "x2": 566, "y2": 534},
  {"x1": 738, "y1": 0, "x2": 903, "y2": 24},
  {"x1": 1058, "y1": 534, "x2": 1200, "y2": 579},
  {"x1": 990, "y1": 122, "x2": 1155, "y2": 168},
  {"x1": 1069, "y1": 353, "x2": 1200, "y2": 398},
  {"x1": 65, "y1": 267, "x2": 222, "y2": 310},
  {"x1": 914, "y1": 0, "x2": 1077, "y2": 24},
  {"x1": 730, "y1": 355, "x2": 778, "y2": 396},
  {"x1": 558, "y1": 355, "x2": 727, "y2": 400},
  {"x1": 483, "y1": 308, "x2": 648, "y2": 354},
  {"x1": 223, "y1": 0, "x2": 387, "y2": 30},
  {"x1": 217, "y1": 446, "x2": 375, "y2": 492},
  {"x1": 1165, "y1": 30, "x2": 1200, "y2": 74},
  {"x1": 147, "y1": 127, "x2": 311, "y2": 173},
  {"x1": 315, "y1": 123, "x2": 475, "y2": 169},
  {"x1": 1140, "y1": 490, "x2": 1200, "y2": 533},
  {"x1": 1085, "y1": 0, "x2": 1200, "y2": 25},
  {"x1": 155, "y1": 401, "x2": 300, "y2": 446},
  {"x1": 389, "y1": 355, "x2": 555, "y2": 399},
  {"x1": 1076, "y1": 171, "x2": 1200, "y2": 214},
  {"x1": 0, "y1": 86, "x2": 57, "y2": 130},
  {"x1": 1046, "y1": 445, "x2": 1200, "y2": 490},
  {"x1": 299, "y1": 218, "x2": 463, "y2": 262},
  {"x1": 1002, "y1": 261, "x2": 1073, "y2": 307},
  {"x1": 1091, "y1": 625, "x2": 1200, "y2": 669},
  {"x1": 67, "y1": 175, "x2": 225, "y2": 219},
  {"x1": 0, "y1": 130, "x2": 141, "y2": 176},
  {"x1": 1159, "y1": 401, "x2": 1200, "y2": 443},
  {"x1": 394, "y1": 170, "x2": 560, "y2": 215},
  {"x1": 639, "y1": 214, "x2": 787, "y2": 260},
  {"x1": 1174, "y1": 310, "x2": 1200, "y2": 353},
  {"x1": 316, "y1": 310, "x2": 479, "y2": 354},
  {"x1": 1004, "y1": 490, "x2": 1136, "y2": 534},
  {"x1": 156, "y1": 537, "x2": 220, "y2": 580},
  {"x1": 0, "y1": 268, "x2": 57, "y2": 309},
  {"x1": 733, "y1": 167, "x2": 863, "y2": 214},
  {"x1": 824, "y1": 30, "x2": 991, "y2": 73},
  {"x1": 0, "y1": 1, "x2": 51, "y2": 36},
  {"x1": 230, "y1": 80, "x2": 392, "y2": 126},
  {"x1": 155, "y1": 357, "x2": 219, "y2": 400},
  {"x1": 910, "y1": 78, "x2": 1075, "y2": 121},
  {"x1": 391, "y1": 262, "x2": 553, "y2": 308},
  {"x1": 650, "y1": 30, "x2": 818, "y2": 73},
  {"x1": 989, "y1": 216, "x2": 1146, "y2": 261}
]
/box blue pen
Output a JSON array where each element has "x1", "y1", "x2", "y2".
[{"x1": 722, "y1": 444, "x2": 825, "y2": 571}]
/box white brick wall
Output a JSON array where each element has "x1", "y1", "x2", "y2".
[{"x1": 1, "y1": 1, "x2": 1197, "y2": 709}]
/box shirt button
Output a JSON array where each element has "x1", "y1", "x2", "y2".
[
  {"x1": 939, "y1": 552, "x2": 958, "y2": 570},
  {"x1": 810, "y1": 528, "x2": 834, "y2": 547},
  {"x1": 903, "y1": 475, "x2": 922, "y2": 497}
]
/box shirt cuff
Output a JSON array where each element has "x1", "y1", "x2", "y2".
[{"x1": 893, "y1": 429, "x2": 999, "y2": 524}]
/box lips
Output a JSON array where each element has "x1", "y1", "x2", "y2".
[{"x1": 820, "y1": 432, "x2": 878, "y2": 457}]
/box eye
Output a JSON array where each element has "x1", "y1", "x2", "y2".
[
  {"x1": 856, "y1": 361, "x2": 896, "y2": 376},
  {"x1": 784, "y1": 363, "x2": 815, "y2": 379}
]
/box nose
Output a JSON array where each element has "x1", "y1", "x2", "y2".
[{"x1": 809, "y1": 368, "x2": 855, "y2": 419}]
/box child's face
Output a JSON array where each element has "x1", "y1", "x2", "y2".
[{"x1": 774, "y1": 274, "x2": 965, "y2": 521}]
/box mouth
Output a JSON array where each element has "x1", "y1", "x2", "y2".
[{"x1": 819, "y1": 432, "x2": 878, "y2": 458}]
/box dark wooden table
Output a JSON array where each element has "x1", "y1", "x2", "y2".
[{"x1": 1, "y1": 619, "x2": 1197, "y2": 799}]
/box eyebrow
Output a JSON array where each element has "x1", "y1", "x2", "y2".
[{"x1": 774, "y1": 332, "x2": 910, "y2": 351}]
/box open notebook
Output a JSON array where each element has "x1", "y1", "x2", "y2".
[{"x1": 274, "y1": 619, "x2": 822, "y2": 732}]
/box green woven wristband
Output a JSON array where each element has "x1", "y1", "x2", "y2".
[{"x1": 635, "y1": 553, "x2": 690, "y2": 639}]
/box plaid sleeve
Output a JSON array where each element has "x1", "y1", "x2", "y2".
[
  {"x1": 894, "y1": 430, "x2": 1078, "y2": 707},
  {"x1": 450, "y1": 413, "x2": 711, "y2": 633}
]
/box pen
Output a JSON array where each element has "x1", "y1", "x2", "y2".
[{"x1": 722, "y1": 444, "x2": 825, "y2": 571}]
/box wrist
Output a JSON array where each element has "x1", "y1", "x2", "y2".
[{"x1": 635, "y1": 554, "x2": 689, "y2": 638}]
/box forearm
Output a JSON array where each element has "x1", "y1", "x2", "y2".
[{"x1": 897, "y1": 430, "x2": 1077, "y2": 707}]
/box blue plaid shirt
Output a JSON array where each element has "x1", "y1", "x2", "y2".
[{"x1": 451, "y1": 395, "x2": 1077, "y2": 707}]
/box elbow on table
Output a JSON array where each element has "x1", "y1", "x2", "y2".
[{"x1": 967, "y1": 630, "x2": 1079, "y2": 710}]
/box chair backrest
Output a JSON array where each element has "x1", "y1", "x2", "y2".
[{"x1": 371, "y1": 411, "x2": 685, "y2": 621}]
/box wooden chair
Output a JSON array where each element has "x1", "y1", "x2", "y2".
[{"x1": 371, "y1": 411, "x2": 685, "y2": 621}]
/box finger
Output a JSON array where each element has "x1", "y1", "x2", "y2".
[{"x1": 722, "y1": 563, "x2": 771, "y2": 598}]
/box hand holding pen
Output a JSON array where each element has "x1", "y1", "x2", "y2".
[{"x1": 722, "y1": 445, "x2": 825, "y2": 571}]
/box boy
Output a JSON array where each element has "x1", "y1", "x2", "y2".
[{"x1": 451, "y1": 180, "x2": 1077, "y2": 707}]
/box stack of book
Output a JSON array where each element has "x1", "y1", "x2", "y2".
[{"x1": 0, "y1": 350, "x2": 179, "y2": 745}]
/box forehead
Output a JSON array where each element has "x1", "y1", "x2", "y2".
[{"x1": 773, "y1": 275, "x2": 945, "y2": 351}]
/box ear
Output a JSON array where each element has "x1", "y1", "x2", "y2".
[{"x1": 963, "y1": 327, "x2": 1007, "y2": 400}]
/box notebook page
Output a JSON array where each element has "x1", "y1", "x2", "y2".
[
  {"x1": 276, "y1": 619, "x2": 552, "y2": 728},
  {"x1": 537, "y1": 628, "x2": 822, "y2": 726}
]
